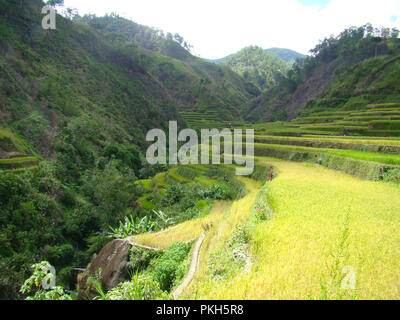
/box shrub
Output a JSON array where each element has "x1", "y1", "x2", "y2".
[
  {"x1": 130, "y1": 247, "x2": 163, "y2": 273},
  {"x1": 226, "y1": 224, "x2": 249, "y2": 249},
  {"x1": 153, "y1": 260, "x2": 177, "y2": 292},
  {"x1": 105, "y1": 274, "x2": 169, "y2": 300},
  {"x1": 384, "y1": 168, "x2": 400, "y2": 183},
  {"x1": 370, "y1": 120, "x2": 400, "y2": 130},
  {"x1": 198, "y1": 184, "x2": 231, "y2": 200},
  {"x1": 152, "y1": 242, "x2": 191, "y2": 292},
  {"x1": 321, "y1": 154, "x2": 383, "y2": 181},
  {"x1": 107, "y1": 215, "x2": 160, "y2": 239},
  {"x1": 20, "y1": 261, "x2": 73, "y2": 300}
]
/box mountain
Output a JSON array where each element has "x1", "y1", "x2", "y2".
[
  {"x1": 76, "y1": 14, "x2": 260, "y2": 119},
  {"x1": 217, "y1": 46, "x2": 290, "y2": 91},
  {"x1": 265, "y1": 47, "x2": 306, "y2": 64},
  {"x1": 246, "y1": 25, "x2": 400, "y2": 122}
]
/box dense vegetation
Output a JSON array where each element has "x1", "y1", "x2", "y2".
[
  {"x1": 2, "y1": 0, "x2": 400, "y2": 302},
  {"x1": 218, "y1": 46, "x2": 290, "y2": 91},
  {"x1": 0, "y1": 0, "x2": 258, "y2": 299},
  {"x1": 186, "y1": 159, "x2": 400, "y2": 299},
  {"x1": 74, "y1": 14, "x2": 260, "y2": 119},
  {"x1": 265, "y1": 47, "x2": 306, "y2": 64},
  {"x1": 246, "y1": 24, "x2": 400, "y2": 122}
]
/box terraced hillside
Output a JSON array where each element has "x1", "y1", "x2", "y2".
[
  {"x1": 184, "y1": 158, "x2": 400, "y2": 300},
  {"x1": 220, "y1": 133, "x2": 400, "y2": 185},
  {"x1": 0, "y1": 126, "x2": 39, "y2": 172},
  {"x1": 78, "y1": 112, "x2": 400, "y2": 300},
  {"x1": 133, "y1": 163, "x2": 261, "y2": 213},
  {"x1": 121, "y1": 148, "x2": 400, "y2": 300},
  {"x1": 250, "y1": 103, "x2": 400, "y2": 137},
  {"x1": 179, "y1": 106, "x2": 247, "y2": 130},
  {"x1": 246, "y1": 26, "x2": 400, "y2": 123}
]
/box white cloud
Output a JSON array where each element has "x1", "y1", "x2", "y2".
[{"x1": 63, "y1": 0, "x2": 400, "y2": 59}]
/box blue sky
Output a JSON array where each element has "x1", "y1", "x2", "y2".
[
  {"x1": 63, "y1": 0, "x2": 400, "y2": 59},
  {"x1": 298, "y1": 0, "x2": 331, "y2": 9}
]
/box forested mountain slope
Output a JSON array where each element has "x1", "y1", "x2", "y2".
[
  {"x1": 75, "y1": 14, "x2": 260, "y2": 119},
  {"x1": 0, "y1": 0, "x2": 183, "y2": 159},
  {"x1": 0, "y1": 0, "x2": 257, "y2": 299},
  {"x1": 265, "y1": 47, "x2": 306, "y2": 64},
  {"x1": 246, "y1": 25, "x2": 400, "y2": 122},
  {"x1": 218, "y1": 46, "x2": 289, "y2": 91}
]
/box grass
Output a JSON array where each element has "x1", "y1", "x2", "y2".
[
  {"x1": 0, "y1": 156, "x2": 37, "y2": 163},
  {"x1": 183, "y1": 177, "x2": 262, "y2": 299},
  {"x1": 194, "y1": 176, "x2": 220, "y2": 186},
  {"x1": 153, "y1": 172, "x2": 168, "y2": 189},
  {"x1": 0, "y1": 126, "x2": 28, "y2": 153},
  {"x1": 255, "y1": 135, "x2": 400, "y2": 146},
  {"x1": 133, "y1": 201, "x2": 232, "y2": 249},
  {"x1": 186, "y1": 160, "x2": 400, "y2": 299},
  {"x1": 167, "y1": 168, "x2": 191, "y2": 184},
  {"x1": 135, "y1": 179, "x2": 154, "y2": 191},
  {"x1": 252, "y1": 143, "x2": 400, "y2": 165}
]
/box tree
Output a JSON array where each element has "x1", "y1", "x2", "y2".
[
  {"x1": 391, "y1": 28, "x2": 400, "y2": 38},
  {"x1": 183, "y1": 41, "x2": 193, "y2": 53},
  {"x1": 46, "y1": 0, "x2": 64, "y2": 6},
  {"x1": 380, "y1": 27, "x2": 391, "y2": 39},
  {"x1": 365, "y1": 23, "x2": 374, "y2": 38},
  {"x1": 173, "y1": 33, "x2": 184, "y2": 45},
  {"x1": 63, "y1": 7, "x2": 79, "y2": 20}
]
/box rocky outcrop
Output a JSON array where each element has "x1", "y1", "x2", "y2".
[{"x1": 77, "y1": 239, "x2": 132, "y2": 300}]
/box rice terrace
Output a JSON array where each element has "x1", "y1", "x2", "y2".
[{"x1": 1, "y1": 0, "x2": 400, "y2": 304}]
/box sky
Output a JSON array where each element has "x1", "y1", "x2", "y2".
[{"x1": 62, "y1": 0, "x2": 400, "y2": 59}]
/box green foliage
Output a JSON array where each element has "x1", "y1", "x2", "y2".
[
  {"x1": 107, "y1": 215, "x2": 160, "y2": 239},
  {"x1": 197, "y1": 184, "x2": 232, "y2": 200},
  {"x1": 80, "y1": 162, "x2": 139, "y2": 228},
  {"x1": 207, "y1": 224, "x2": 249, "y2": 281},
  {"x1": 226, "y1": 224, "x2": 249, "y2": 249},
  {"x1": 252, "y1": 183, "x2": 273, "y2": 222},
  {"x1": 152, "y1": 242, "x2": 191, "y2": 291},
  {"x1": 246, "y1": 24, "x2": 400, "y2": 122},
  {"x1": 370, "y1": 120, "x2": 400, "y2": 130},
  {"x1": 20, "y1": 261, "x2": 73, "y2": 300},
  {"x1": 384, "y1": 168, "x2": 400, "y2": 183},
  {"x1": 266, "y1": 48, "x2": 306, "y2": 63},
  {"x1": 152, "y1": 210, "x2": 175, "y2": 229},
  {"x1": 103, "y1": 144, "x2": 141, "y2": 173},
  {"x1": 104, "y1": 273, "x2": 169, "y2": 300},
  {"x1": 220, "y1": 46, "x2": 289, "y2": 91},
  {"x1": 46, "y1": 0, "x2": 64, "y2": 7},
  {"x1": 129, "y1": 247, "x2": 163, "y2": 273}
]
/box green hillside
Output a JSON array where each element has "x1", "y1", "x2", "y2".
[
  {"x1": 266, "y1": 47, "x2": 306, "y2": 64},
  {"x1": 246, "y1": 25, "x2": 400, "y2": 122},
  {"x1": 0, "y1": 0, "x2": 255, "y2": 299},
  {"x1": 218, "y1": 46, "x2": 289, "y2": 91},
  {"x1": 2, "y1": 0, "x2": 400, "y2": 302},
  {"x1": 76, "y1": 14, "x2": 260, "y2": 119}
]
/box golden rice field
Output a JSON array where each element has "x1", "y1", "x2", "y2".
[{"x1": 184, "y1": 160, "x2": 400, "y2": 300}]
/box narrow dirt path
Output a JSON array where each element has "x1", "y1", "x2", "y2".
[
  {"x1": 180, "y1": 177, "x2": 263, "y2": 299},
  {"x1": 172, "y1": 233, "x2": 206, "y2": 299}
]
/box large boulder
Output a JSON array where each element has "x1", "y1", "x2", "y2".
[{"x1": 77, "y1": 239, "x2": 132, "y2": 300}]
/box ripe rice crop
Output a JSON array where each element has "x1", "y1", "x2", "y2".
[{"x1": 188, "y1": 160, "x2": 400, "y2": 299}]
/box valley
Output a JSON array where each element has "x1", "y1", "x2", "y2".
[{"x1": 1, "y1": 0, "x2": 400, "y2": 301}]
